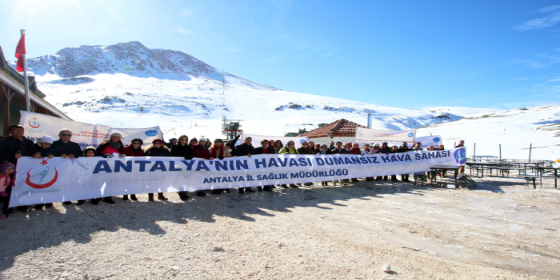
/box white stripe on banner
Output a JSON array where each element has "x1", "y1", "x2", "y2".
[{"x1": 10, "y1": 148, "x2": 466, "y2": 207}]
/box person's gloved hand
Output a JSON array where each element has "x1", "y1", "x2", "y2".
[
  {"x1": 119, "y1": 154, "x2": 126, "y2": 158},
  {"x1": 104, "y1": 153, "x2": 114, "y2": 158}
]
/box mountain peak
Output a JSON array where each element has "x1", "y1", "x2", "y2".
[{"x1": 25, "y1": 41, "x2": 219, "y2": 79}]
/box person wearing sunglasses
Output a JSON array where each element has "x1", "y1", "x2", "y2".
[
  {"x1": 254, "y1": 139, "x2": 276, "y2": 192},
  {"x1": 144, "y1": 139, "x2": 171, "y2": 201},
  {"x1": 273, "y1": 140, "x2": 284, "y2": 154},
  {"x1": 170, "y1": 135, "x2": 194, "y2": 200},
  {"x1": 297, "y1": 141, "x2": 314, "y2": 186},
  {"x1": 51, "y1": 128, "x2": 83, "y2": 160},
  {"x1": 51, "y1": 129, "x2": 84, "y2": 205}
]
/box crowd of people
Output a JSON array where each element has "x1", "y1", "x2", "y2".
[{"x1": 0, "y1": 124, "x2": 464, "y2": 217}]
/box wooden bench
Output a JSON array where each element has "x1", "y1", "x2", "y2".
[{"x1": 522, "y1": 175, "x2": 542, "y2": 189}]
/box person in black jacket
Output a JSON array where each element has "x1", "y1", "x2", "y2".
[
  {"x1": 329, "y1": 142, "x2": 349, "y2": 154},
  {"x1": 297, "y1": 142, "x2": 313, "y2": 155},
  {"x1": 170, "y1": 135, "x2": 193, "y2": 200},
  {"x1": 389, "y1": 146, "x2": 400, "y2": 181},
  {"x1": 254, "y1": 139, "x2": 275, "y2": 192},
  {"x1": 398, "y1": 142, "x2": 411, "y2": 182},
  {"x1": 375, "y1": 142, "x2": 391, "y2": 181},
  {"x1": 0, "y1": 125, "x2": 36, "y2": 213},
  {"x1": 0, "y1": 125, "x2": 35, "y2": 164},
  {"x1": 32, "y1": 136, "x2": 55, "y2": 159},
  {"x1": 50, "y1": 129, "x2": 83, "y2": 206},
  {"x1": 235, "y1": 137, "x2": 255, "y2": 193},
  {"x1": 235, "y1": 137, "x2": 254, "y2": 157},
  {"x1": 51, "y1": 129, "x2": 83, "y2": 159},
  {"x1": 253, "y1": 139, "x2": 275, "y2": 155},
  {"x1": 145, "y1": 139, "x2": 170, "y2": 201},
  {"x1": 166, "y1": 138, "x2": 177, "y2": 149}
]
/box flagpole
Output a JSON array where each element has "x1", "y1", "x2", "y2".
[{"x1": 20, "y1": 29, "x2": 30, "y2": 112}]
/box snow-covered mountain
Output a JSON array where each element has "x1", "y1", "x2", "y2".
[{"x1": 8, "y1": 41, "x2": 558, "y2": 159}]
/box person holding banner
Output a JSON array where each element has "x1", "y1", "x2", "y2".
[
  {"x1": 0, "y1": 125, "x2": 35, "y2": 166},
  {"x1": 32, "y1": 136, "x2": 55, "y2": 159},
  {"x1": 122, "y1": 138, "x2": 147, "y2": 201},
  {"x1": 375, "y1": 142, "x2": 391, "y2": 181},
  {"x1": 390, "y1": 146, "x2": 400, "y2": 181},
  {"x1": 94, "y1": 133, "x2": 127, "y2": 205},
  {"x1": 51, "y1": 129, "x2": 84, "y2": 206},
  {"x1": 144, "y1": 139, "x2": 170, "y2": 201},
  {"x1": 51, "y1": 129, "x2": 83, "y2": 160},
  {"x1": 170, "y1": 135, "x2": 194, "y2": 200},
  {"x1": 96, "y1": 133, "x2": 125, "y2": 158},
  {"x1": 273, "y1": 140, "x2": 283, "y2": 154},
  {"x1": 254, "y1": 139, "x2": 275, "y2": 192},
  {"x1": 398, "y1": 142, "x2": 411, "y2": 182},
  {"x1": 193, "y1": 137, "x2": 214, "y2": 196},
  {"x1": 79, "y1": 147, "x2": 103, "y2": 205},
  {"x1": 361, "y1": 144, "x2": 374, "y2": 182},
  {"x1": 210, "y1": 139, "x2": 229, "y2": 194},
  {"x1": 32, "y1": 136, "x2": 57, "y2": 210},
  {"x1": 235, "y1": 137, "x2": 256, "y2": 193}
]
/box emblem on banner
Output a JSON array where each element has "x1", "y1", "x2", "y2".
[
  {"x1": 145, "y1": 130, "x2": 158, "y2": 136},
  {"x1": 433, "y1": 137, "x2": 440, "y2": 142},
  {"x1": 454, "y1": 148, "x2": 467, "y2": 165},
  {"x1": 28, "y1": 118, "x2": 40, "y2": 128},
  {"x1": 26, "y1": 160, "x2": 59, "y2": 189},
  {"x1": 408, "y1": 132, "x2": 414, "y2": 137}
]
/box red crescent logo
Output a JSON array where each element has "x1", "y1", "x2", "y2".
[
  {"x1": 28, "y1": 119, "x2": 40, "y2": 128},
  {"x1": 26, "y1": 168, "x2": 58, "y2": 189}
]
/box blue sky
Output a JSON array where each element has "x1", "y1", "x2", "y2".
[{"x1": 1, "y1": 0, "x2": 559, "y2": 110}]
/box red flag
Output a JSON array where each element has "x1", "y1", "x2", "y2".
[{"x1": 15, "y1": 33, "x2": 26, "y2": 72}]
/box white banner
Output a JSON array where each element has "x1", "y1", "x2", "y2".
[
  {"x1": 416, "y1": 135, "x2": 443, "y2": 149},
  {"x1": 355, "y1": 127, "x2": 417, "y2": 145},
  {"x1": 237, "y1": 133, "x2": 310, "y2": 148},
  {"x1": 20, "y1": 111, "x2": 163, "y2": 149},
  {"x1": 10, "y1": 148, "x2": 466, "y2": 207}
]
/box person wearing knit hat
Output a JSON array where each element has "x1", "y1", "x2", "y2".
[
  {"x1": 144, "y1": 138, "x2": 170, "y2": 201},
  {"x1": 0, "y1": 161, "x2": 16, "y2": 215},
  {"x1": 120, "y1": 138, "x2": 145, "y2": 201},
  {"x1": 165, "y1": 137, "x2": 178, "y2": 149},
  {"x1": 109, "y1": 132, "x2": 122, "y2": 139},
  {"x1": 33, "y1": 136, "x2": 55, "y2": 159},
  {"x1": 375, "y1": 142, "x2": 392, "y2": 181},
  {"x1": 170, "y1": 135, "x2": 193, "y2": 201},
  {"x1": 192, "y1": 137, "x2": 214, "y2": 197},
  {"x1": 73, "y1": 147, "x2": 103, "y2": 206}
]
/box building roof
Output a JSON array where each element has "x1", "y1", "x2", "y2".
[
  {"x1": 300, "y1": 119, "x2": 368, "y2": 138},
  {"x1": 0, "y1": 46, "x2": 45, "y2": 98},
  {"x1": 0, "y1": 45, "x2": 71, "y2": 120}
]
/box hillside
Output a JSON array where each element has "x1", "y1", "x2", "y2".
[{"x1": 10, "y1": 41, "x2": 558, "y2": 159}]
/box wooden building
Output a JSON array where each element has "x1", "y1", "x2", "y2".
[
  {"x1": 0, "y1": 46, "x2": 71, "y2": 137},
  {"x1": 299, "y1": 119, "x2": 368, "y2": 146}
]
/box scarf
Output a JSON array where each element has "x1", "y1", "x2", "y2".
[
  {"x1": 210, "y1": 146, "x2": 224, "y2": 158},
  {"x1": 109, "y1": 141, "x2": 122, "y2": 149}
]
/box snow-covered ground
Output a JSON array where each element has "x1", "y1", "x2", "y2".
[
  {"x1": 10, "y1": 41, "x2": 558, "y2": 160},
  {"x1": 417, "y1": 105, "x2": 560, "y2": 160}
]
